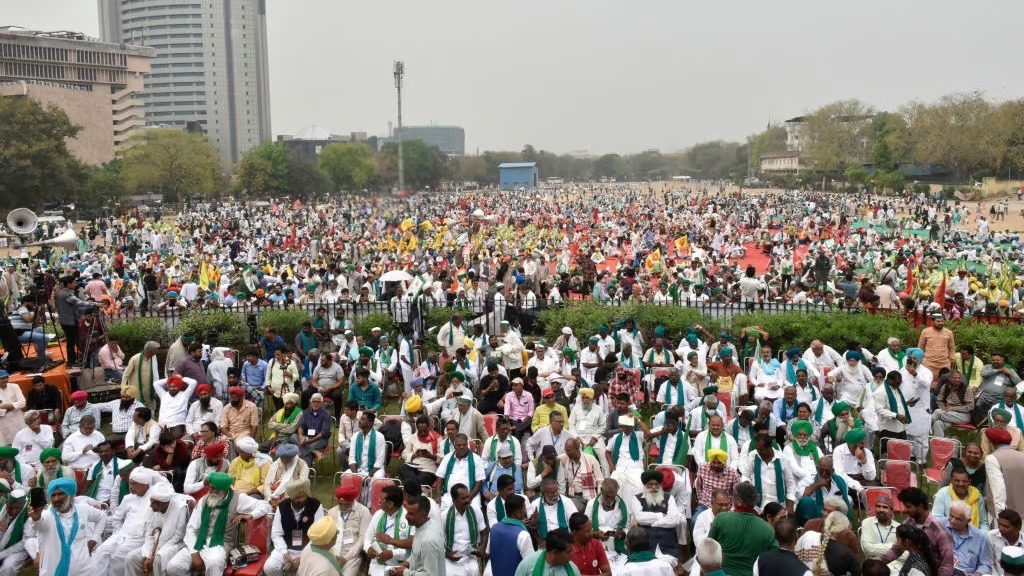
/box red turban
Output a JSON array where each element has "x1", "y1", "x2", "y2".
[
  {"x1": 196, "y1": 383, "x2": 213, "y2": 395},
  {"x1": 985, "y1": 427, "x2": 1013, "y2": 446},
  {"x1": 166, "y1": 376, "x2": 185, "y2": 391},
  {"x1": 657, "y1": 466, "x2": 676, "y2": 491},
  {"x1": 204, "y1": 443, "x2": 225, "y2": 458},
  {"x1": 335, "y1": 484, "x2": 360, "y2": 501},
  {"x1": 228, "y1": 386, "x2": 245, "y2": 398},
  {"x1": 70, "y1": 391, "x2": 88, "y2": 402}
]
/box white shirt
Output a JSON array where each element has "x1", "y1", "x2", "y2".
[
  {"x1": 183, "y1": 492, "x2": 270, "y2": 551},
  {"x1": 633, "y1": 492, "x2": 681, "y2": 529},
  {"x1": 783, "y1": 444, "x2": 825, "y2": 494},
  {"x1": 86, "y1": 457, "x2": 121, "y2": 505},
  {"x1": 607, "y1": 431, "x2": 646, "y2": 471},
  {"x1": 987, "y1": 527, "x2": 1024, "y2": 576},
  {"x1": 12, "y1": 424, "x2": 53, "y2": 471},
  {"x1": 185, "y1": 398, "x2": 224, "y2": 436},
  {"x1": 528, "y1": 495, "x2": 579, "y2": 534},
  {"x1": 271, "y1": 501, "x2": 325, "y2": 553},
  {"x1": 31, "y1": 501, "x2": 106, "y2": 576},
  {"x1": 831, "y1": 443, "x2": 877, "y2": 492},
  {"x1": 443, "y1": 505, "x2": 485, "y2": 556},
  {"x1": 740, "y1": 448, "x2": 796, "y2": 505},
  {"x1": 569, "y1": 403, "x2": 606, "y2": 443},
  {"x1": 436, "y1": 452, "x2": 486, "y2": 490},
  {"x1": 349, "y1": 429, "x2": 386, "y2": 474},
  {"x1": 126, "y1": 421, "x2": 161, "y2": 452},
  {"x1": 691, "y1": 430, "x2": 739, "y2": 469},
  {"x1": 61, "y1": 430, "x2": 106, "y2": 470},
  {"x1": 153, "y1": 377, "x2": 199, "y2": 427}
]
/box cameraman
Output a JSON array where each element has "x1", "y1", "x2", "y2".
[
  {"x1": 10, "y1": 296, "x2": 49, "y2": 361},
  {"x1": 56, "y1": 275, "x2": 97, "y2": 365}
]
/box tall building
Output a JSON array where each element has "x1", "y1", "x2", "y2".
[
  {"x1": 382, "y1": 125, "x2": 465, "y2": 156},
  {"x1": 97, "y1": 0, "x2": 272, "y2": 165},
  {"x1": 0, "y1": 27, "x2": 154, "y2": 165}
]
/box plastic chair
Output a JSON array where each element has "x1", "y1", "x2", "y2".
[
  {"x1": 860, "y1": 486, "x2": 898, "y2": 517},
  {"x1": 469, "y1": 438, "x2": 483, "y2": 455},
  {"x1": 74, "y1": 468, "x2": 88, "y2": 496},
  {"x1": 885, "y1": 438, "x2": 913, "y2": 461},
  {"x1": 483, "y1": 414, "x2": 500, "y2": 436},
  {"x1": 334, "y1": 471, "x2": 363, "y2": 494},
  {"x1": 879, "y1": 459, "x2": 918, "y2": 491},
  {"x1": 925, "y1": 437, "x2": 960, "y2": 484},
  {"x1": 228, "y1": 513, "x2": 273, "y2": 576},
  {"x1": 369, "y1": 477, "x2": 400, "y2": 514}
]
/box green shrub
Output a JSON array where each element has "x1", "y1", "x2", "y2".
[
  {"x1": 355, "y1": 312, "x2": 397, "y2": 340},
  {"x1": 724, "y1": 311, "x2": 920, "y2": 353},
  {"x1": 257, "y1": 308, "x2": 311, "y2": 346},
  {"x1": 176, "y1": 309, "x2": 250, "y2": 349},
  {"x1": 946, "y1": 319, "x2": 1024, "y2": 368},
  {"x1": 108, "y1": 317, "x2": 174, "y2": 355},
  {"x1": 538, "y1": 302, "x2": 722, "y2": 344}
]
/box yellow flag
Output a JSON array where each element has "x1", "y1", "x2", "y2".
[
  {"x1": 400, "y1": 218, "x2": 414, "y2": 232},
  {"x1": 645, "y1": 248, "x2": 661, "y2": 272}
]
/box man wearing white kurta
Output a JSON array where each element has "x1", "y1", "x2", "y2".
[
  {"x1": 437, "y1": 317, "x2": 467, "y2": 359},
  {"x1": 349, "y1": 413, "x2": 387, "y2": 479},
  {"x1": 443, "y1": 483, "x2": 487, "y2": 576},
  {"x1": 364, "y1": 485, "x2": 412, "y2": 576},
  {"x1": 61, "y1": 416, "x2": 105, "y2": 473},
  {"x1": 0, "y1": 372, "x2": 26, "y2": 446},
  {"x1": 91, "y1": 467, "x2": 165, "y2": 575},
  {"x1": 901, "y1": 352, "x2": 933, "y2": 461},
  {"x1": 606, "y1": 416, "x2": 649, "y2": 498},
  {"x1": 436, "y1": 435, "x2": 486, "y2": 515},
  {"x1": 28, "y1": 477, "x2": 106, "y2": 576},
  {"x1": 569, "y1": 388, "x2": 610, "y2": 472},
  {"x1": 831, "y1": 427, "x2": 877, "y2": 493},
  {"x1": 584, "y1": 478, "x2": 635, "y2": 561},
  {"x1": 124, "y1": 484, "x2": 190, "y2": 576},
  {"x1": 692, "y1": 415, "x2": 739, "y2": 470},
  {"x1": 0, "y1": 489, "x2": 35, "y2": 576},
  {"x1": 740, "y1": 437, "x2": 796, "y2": 511},
  {"x1": 529, "y1": 479, "x2": 578, "y2": 537},
  {"x1": 264, "y1": 479, "x2": 325, "y2": 576}
]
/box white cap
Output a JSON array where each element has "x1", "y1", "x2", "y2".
[
  {"x1": 236, "y1": 436, "x2": 259, "y2": 454},
  {"x1": 149, "y1": 483, "x2": 173, "y2": 502},
  {"x1": 562, "y1": 327, "x2": 572, "y2": 335}
]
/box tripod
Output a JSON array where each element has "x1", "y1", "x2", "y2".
[
  {"x1": 77, "y1": 309, "x2": 109, "y2": 373},
  {"x1": 21, "y1": 290, "x2": 65, "y2": 369}
]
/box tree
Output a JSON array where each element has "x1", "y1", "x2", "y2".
[
  {"x1": 454, "y1": 155, "x2": 489, "y2": 183},
  {"x1": 593, "y1": 154, "x2": 633, "y2": 179},
  {"x1": 120, "y1": 129, "x2": 224, "y2": 200},
  {"x1": 905, "y1": 92, "x2": 991, "y2": 181},
  {"x1": 682, "y1": 141, "x2": 746, "y2": 180},
  {"x1": 0, "y1": 97, "x2": 83, "y2": 209},
  {"x1": 801, "y1": 99, "x2": 876, "y2": 174},
  {"x1": 869, "y1": 112, "x2": 910, "y2": 172},
  {"x1": 317, "y1": 142, "x2": 377, "y2": 191},
  {"x1": 747, "y1": 126, "x2": 788, "y2": 173},
  {"x1": 286, "y1": 157, "x2": 332, "y2": 199},
  {"x1": 378, "y1": 140, "x2": 452, "y2": 190},
  {"x1": 236, "y1": 141, "x2": 290, "y2": 197}
]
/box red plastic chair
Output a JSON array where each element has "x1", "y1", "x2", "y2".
[
  {"x1": 879, "y1": 459, "x2": 918, "y2": 491},
  {"x1": 228, "y1": 513, "x2": 273, "y2": 576},
  {"x1": 369, "y1": 478, "x2": 399, "y2": 514},
  {"x1": 885, "y1": 439, "x2": 912, "y2": 461},
  {"x1": 717, "y1": 391, "x2": 732, "y2": 416},
  {"x1": 925, "y1": 437, "x2": 960, "y2": 484},
  {"x1": 469, "y1": 439, "x2": 483, "y2": 455},
  {"x1": 483, "y1": 414, "x2": 500, "y2": 436},
  {"x1": 861, "y1": 486, "x2": 898, "y2": 516}
]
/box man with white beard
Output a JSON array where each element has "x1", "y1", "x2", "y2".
[
  {"x1": 164, "y1": 472, "x2": 271, "y2": 576},
  {"x1": 632, "y1": 470, "x2": 681, "y2": 560},
  {"x1": 91, "y1": 467, "x2": 166, "y2": 575},
  {"x1": 0, "y1": 489, "x2": 34, "y2": 576},
  {"x1": 28, "y1": 477, "x2": 107, "y2": 576},
  {"x1": 583, "y1": 478, "x2": 635, "y2": 563},
  {"x1": 125, "y1": 482, "x2": 190, "y2": 576}
]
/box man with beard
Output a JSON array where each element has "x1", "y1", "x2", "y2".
[
  {"x1": 124, "y1": 482, "x2": 189, "y2": 576},
  {"x1": 327, "y1": 481, "x2": 372, "y2": 576},
  {"x1": 443, "y1": 483, "x2": 488, "y2": 576},
  {"x1": 220, "y1": 385, "x2": 260, "y2": 443},
  {"x1": 584, "y1": 478, "x2": 634, "y2": 563},
  {"x1": 264, "y1": 478, "x2": 324, "y2": 576},
  {"x1": 794, "y1": 456, "x2": 850, "y2": 526},
  {"x1": 91, "y1": 467, "x2": 165, "y2": 575},
  {"x1": 692, "y1": 413, "x2": 738, "y2": 469},
  {"x1": 28, "y1": 477, "x2": 106, "y2": 576},
  {"x1": 263, "y1": 442, "x2": 309, "y2": 507},
  {"x1": 0, "y1": 489, "x2": 34, "y2": 576},
  {"x1": 122, "y1": 341, "x2": 161, "y2": 409},
  {"x1": 530, "y1": 477, "x2": 578, "y2": 539},
  {"x1": 632, "y1": 470, "x2": 681, "y2": 558},
  {"x1": 184, "y1": 442, "x2": 230, "y2": 498},
  {"x1": 568, "y1": 388, "x2": 608, "y2": 472},
  {"x1": 29, "y1": 448, "x2": 75, "y2": 493},
  {"x1": 164, "y1": 472, "x2": 270, "y2": 576},
  {"x1": 185, "y1": 384, "x2": 223, "y2": 444},
  {"x1": 0, "y1": 447, "x2": 29, "y2": 492},
  {"x1": 95, "y1": 387, "x2": 145, "y2": 448}
]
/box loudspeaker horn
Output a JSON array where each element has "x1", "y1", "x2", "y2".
[
  {"x1": 24, "y1": 228, "x2": 78, "y2": 251},
  {"x1": 6, "y1": 208, "x2": 37, "y2": 235}
]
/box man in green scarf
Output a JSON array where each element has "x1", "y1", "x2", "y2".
[
  {"x1": 531, "y1": 478, "x2": 578, "y2": 539},
  {"x1": 443, "y1": 483, "x2": 488, "y2": 576},
  {"x1": 164, "y1": 471, "x2": 270, "y2": 576},
  {"x1": 514, "y1": 529, "x2": 579, "y2": 576},
  {"x1": 0, "y1": 488, "x2": 30, "y2": 573},
  {"x1": 616, "y1": 527, "x2": 675, "y2": 576}
]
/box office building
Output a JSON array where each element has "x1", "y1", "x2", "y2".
[
  {"x1": 381, "y1": 125, "x2": 465, "y2": 156},
  {"x1": 98, "y1": 0, "x2": 272, "y2": 165},
  {"x1": 0, "y1": 27, "x2": 154, "y2": 165}
]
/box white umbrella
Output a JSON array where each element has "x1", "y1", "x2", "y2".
[{"x1": 380, "y1": 270, "x2": 413, "y2": 282}]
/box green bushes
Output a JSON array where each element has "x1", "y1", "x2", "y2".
[
  {"x1": 257, "y1": 308, "x2": 311, "y2": 345},
  {"x1": 537, "y1": 302, "x2": 710, "y2": 343},
  {"x1": 108, "y1": 317, "x2": 175, "y2": 355},
  {"x1": 177, "y1": 310, "x2": 250, "y2": 349},
  {"x1": 355, "y1": 312, "x2": 396, "y2": 340}
]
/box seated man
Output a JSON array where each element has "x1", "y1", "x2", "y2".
[
  {"x1": 606, "y1": 415, "x2": 650, "y2": 498},
  {"x1": 264, "y1": 478, "x2": 324, "y2": 576},
  {"x1": 794, "y1": 456, "x2": 850, "y2": 526},
  {"x1": 632, "y1": 470, "x2": 681, "y2": 559},
  {"x1": 617, "y1": 526, "x2": 675, "y2": 576},
  {"x1": 859, "y1": 494, "x2": 905, "y2": 574},
  {"x1": 568, "y1": 511, "x2": 611, "y2": 576},
  {"x1": 932, "y1": 466, "x2": 988, "y2": 529},
  {"x1": 830, "y1": 426, "x2": 878, "y2": 494},
  {"x1": 98, "y1": 337, "x2": 126, "y2": 382},
  {"x1": 530, "y1": 477, "x2": 578, "y2": 539},
  {"x1": 229, "y1": 436, "x2": 270, "y2": 498},
  {"x1": 943, "y1": 499, "x2": 993, "y2": 576}
]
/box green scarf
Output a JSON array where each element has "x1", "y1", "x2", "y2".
[
  {"x1": 753, "y1": 454, "x2": 785, "y2": 507},
  {"x1": 659, "y1": 428, "x2": 688, "y2": 466},
  {"x1": 779, "y1": 400, "x2": 795, "y2": 422},
  {"x1": 442, "y1": 437, "x2": 453, "y2": 456},
  {"x1": 626, "y1": 551, "x2": 657, "y2": 563},
  {"x1": 532, "y1": 551, "x2": 578, "y2": 576},
  {"x1": 1, "y1": 505, "x2": 27, "y2": 550},
  {"x1": 373, "y1": 508, "x2": 404, "y2": 563},
  {"x1": 445, "y1": 506, "x2": 478, "y2": 549},
  {"x1": 489, "y1": 435, "x2": 516, "y2": 461},
  {"x1": 495, "y1": 497, "x2": 506, "y2": 522},
  {"x1": 704, "y1": 432, "x2": 727, "y2": 461},
  {"x1": 193, "y1": 489, "x2": 233, "y2": 550},
  {"x1": 280, "y1": 405, "x2": 303, "y2": 425},
  {"x1": 884, "y1": 383, "x2": 911, "y2": 424},
  {"x1": 961, "y1": 356, "x2": 975, "y2": 384},
  {"x1": 85, "y1": 458, "x2": 118, "y2": 499},
  {"x1": 136, "y1": 354, "x2": 153, "y2": 405},
  {"x1": 732, "y1": 418, "x2": 752, "y2": 443},
  {"x1": 612, "y1": 432, "x2": 640, "y2": 463},
  {"x1": 663, "y1": 380, "x2": 686, "y2": 405},
  {"x1": 537, "y1": 498, "x2": 568, "y2": 538},
  {"x1": 381, "y1": 347, "x2": 394, "y2": 367},
  {"x1": 443, "y1": 453, "x2": 476, "y2": 492},
  {"x1": 354, "y1": 430, "x2": 378, "y2": 472},
  {"x1": 790, "y1": 441, "x2": 820, "y2": 465},
  {"x1": 999, "y1": 400, "x2": 1024, "y2": 430},
  {"x1": 813, "y1": 474, "x2": 850, "y2": 519},
  {"x1": 590, "y1": 497, "x2": 628, "y2": 555},
  {"x1": 814, "y1": 399, "x2": 829, "y2": 423},
  {"x1": 446, "y1": 321, "x2": 456, "y2": 346},
  {"x1": 891, "y1": 349, "x2": 906, "y2": 370},
  {"x1": 311, "y1": 544, "x2": 344, "y2": 573}
]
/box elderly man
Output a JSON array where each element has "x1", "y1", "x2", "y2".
[
  {"x1": 794, "y1": 456, "x2": 850, "y2": 525},
  {"x1": 740, "y1": 432, "x2": 796, "y2": 513},
  {"x1": 265, "y1": 478, "x2": 325, "y2": 576},
  {"x1": 606, "y1": 415, "x2": 650, "y2": 498},
  {"x1": 28, "y1": 476, "x2": 106, "y2": 576},
  {"x1": 263, "y1": 442, "x2": 310, "y2": 507},
  {"x1": 0, "y1": 371, "x2": 25, "y2": 446},
  {"x1": 978, "y1": 353, "x2": 1023, "y2": 417},
  {"x1": 297, "y1": 516, "x2": 343, "y2": 576},
  {"x1": 452, "y1": 394, "x2": 488, "y2": 442},
  {"x1": 297, "y1": 392, "x2": 332, "y2": 465},
  {"x1": 122, "y1": 341, "x2": 161, "y2": 408},
  {"x1": 528, "y1": 409, "x2": 575, "y2": 460},
  {"x1": 633, "y1": 470, "x2": 681, "y2": 558},
  {"x1": 229, "y1": 436, "x2": 270, "y2": 497},
  {"x1": 221, "y1": 385, "x2": 260, "y2": 442},
  {"x1": 560, "y1": 438, "x2": 604, "y2": 510},
  {"x1": 831, "y1": 426, "x2": 877, "y2": 493},
  {"x1": 91, "y1": 467, "x2": 166, "y2": 575},
  {"x1": 944, "y1": 499, "x2": 993, "y2": 576},
  {"x1": 0, "y1": 447, "x2": 29, "y2": 492},
  {"x1": 933, "y1": 466, "x2": 989, "y2": 528},
  {"x1": 584, "y1": 478, "x2": 634, "y2": 562},
  {"x1": 617, "y1": 526, "x2": 674, "y2": 576},
  {"x1": 61, "y1": 390, "x2": 99, "y2": 438},
  {"x1": 164, "y1": 472, "x2": 271, "y2": 576},
  {"x1": 124, "y1": 482, "x2": 190, "y2": 576},
  {"x1": 531, "y1": 477, "x2": 578, "y2": 538},
  {"x1": 94, "y1": 386, "x2": 144, "y2": 449},
  {"x1": 61, "y1": 414, "x2": 105, "y2": 472},
  {"x1": 0, "y1": 488, "x2": 33, "y2": 576},
  {"x1": 693, "y1": 414, "x2": 739, "y2": 469},
  {"x1": 185, "y1": 384, "x2": 224, "y2": 443},
  {"x1": 327, "y1": 481, "x2": 372, "y2": 576}
]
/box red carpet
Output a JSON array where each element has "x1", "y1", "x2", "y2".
[{"x1": 736, "y1": 242, "x2": 772, "y2": 274}]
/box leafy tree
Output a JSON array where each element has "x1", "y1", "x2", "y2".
[
  {"x1": 318, "y1": 142, "x2": 377, "y2": 191},
  {"x1": 236, "y1": 141, "x2": 290, "y2": 197},
  {"x1": 802, "y1": 99, "x2": 876, "y2": 174},
  {"x1": 0, "y1": 97, "x2": 83, "y2": 209},
  {"x1": 120, "y1": 129, "x2": 224, "y2": 200},
  {"x1": 682, "y1": 141, "x2": 746, "y2": 180},
  {"x1": 905, "y1": 92, "x2": 990, "y2": 181},
  {"x1": 286, "y1": 157, "x2": 332, "y2": 199},
  {"x1": 593, "y1": 154, "x2": 633, "y2": 179},
  {"x1": 454, "y1": 155, "x2": 489, "y2": 183},
  {"x1": 378, "y1": 140, "x2": 451, "y2": 190},
  {"x1": 869, "y1": 112, "x2": 910, "y2": 172},
  {"x1": 844, "y1": 166, "x2": 869, "y2": 187},
  {"x1": 747, "y1": 126, "x2": 788, "y2": 172}
]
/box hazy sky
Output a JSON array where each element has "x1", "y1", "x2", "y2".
[{"x1": 6, "y1": 1, "x2": 1024, "y2": 155}]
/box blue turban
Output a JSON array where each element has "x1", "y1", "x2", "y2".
[
  {"x1": 844, "y1": 350, "x2": 862, "y2": 362},
  {"x1": 906, "y1": 348, "x2": 925, "y2": 361},
  {"x1": 719, "y1": 347, "x2": 733, "y2": 358},
  {"x1": 786, "y1": 347, "x2": 801, "y2": 358},
  {"x1": 276, "y1": 443, "x2": 299, "y2": 458},
  {"x1": 47, "y1": 477, "x2": 77, "y2": 498}
]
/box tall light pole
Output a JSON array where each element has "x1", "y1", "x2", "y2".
[{"x1": 393, "y1": 60, "x2": 405, "y2": 192}]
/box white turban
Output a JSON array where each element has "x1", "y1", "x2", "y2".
[
  {"x1": 236, "y1": 436, "x2": 259, "y2": 454},
  {"x1": 129, "y1": 467, "x2": 158, "y2": 485},
  {"x1": 149, "y1": 483, "x2": 174, "y2": 503}
]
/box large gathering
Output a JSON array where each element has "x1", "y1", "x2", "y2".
[{"x1": 0, "y1": 184, "x2": 1022, "y2": 576}]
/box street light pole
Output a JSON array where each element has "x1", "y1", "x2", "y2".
[{"x1": 393, "y1": 61, "x2": 405, "y2": 192}]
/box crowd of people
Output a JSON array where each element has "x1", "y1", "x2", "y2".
[{"x1": 0, "y1": 185, "x2": 1023, "y2": 576}]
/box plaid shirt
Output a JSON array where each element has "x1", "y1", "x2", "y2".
[
  {"x1": 607, "y1": 368, "x2": 642, "y2": 405},
  {"x1": 96, "y1": 399, "x2": 145, "y2": 434},
  {"x1": 694, "y1": 463, "x2": 740, "y2": 508}
]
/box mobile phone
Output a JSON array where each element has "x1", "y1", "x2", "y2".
[{"x1": 30, "y1": 487, "x2": 46, "y2": 508}]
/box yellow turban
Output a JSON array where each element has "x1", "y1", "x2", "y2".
[
  {"x1": 463, "y1": 337, "x2": 476, "y2": 350},
  {"x1": 707, "y1": 449, "x2": 728, "y2": 464},
  {"x1": 405, "y1": 395, "x2": 422, "y2": 413},
  {"x1": 307, "y1": 516, "x2": 338, "y2": 547},
  {"x1": 120, "y1": 386, "x2": 139, "y2": 399},
  {"x1": 579, "y1": 388, "x2": 594, "y2": 399}
]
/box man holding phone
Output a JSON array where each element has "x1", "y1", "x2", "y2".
[{"x1": 29, "y1": 477, "x2": 106, "y2": 576}]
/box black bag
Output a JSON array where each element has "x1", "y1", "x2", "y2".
[{"x1": 380, "y1": 418, "x2": 404, "y2": 464}]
